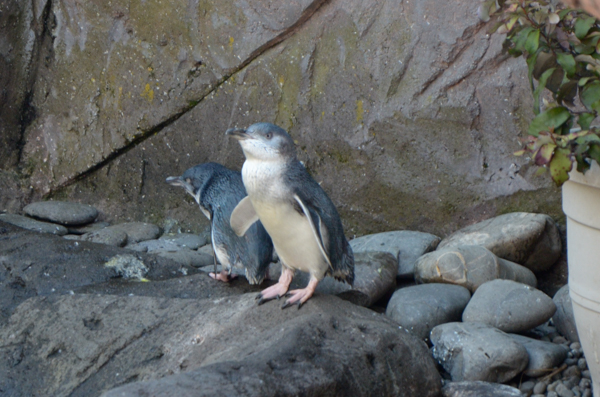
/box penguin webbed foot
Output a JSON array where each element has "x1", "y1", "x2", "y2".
[
  {"x1": 280, "y1": 277, "x2": 319, "y2": 310},
  {"x1": 256, "y1": 267, "x2": 294, "y2": 306},
  {"x1": 209, "y1": 270, "x2": 238, "y2": 283}
]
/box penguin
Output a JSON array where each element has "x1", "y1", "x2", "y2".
[
  {"x1": 166, "y1": 162, "x2": 273, "y2": 284},
  {"x1": 227, "y1": 123, "x2": 354, "y2": 308}
]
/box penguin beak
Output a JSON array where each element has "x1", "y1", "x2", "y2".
[
  {"x1": 226, "y1": 128, "x2": 251, "y2": 140},
  {"x1": 166, "y1": 176, "x2": 183, "y2": 186}
]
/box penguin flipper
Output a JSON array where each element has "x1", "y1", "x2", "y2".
[
  {"x1": 231, "y1": 196, "x2": 259, "y2": 237},
  {"x1": 293, "y1": 194, "x2": 333, "y2": 272}
]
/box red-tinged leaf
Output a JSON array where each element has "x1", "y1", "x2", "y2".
[
  {"x1": 549, "y1": 148, "x2": 573, "y2": 186},
  {"x1": 514, "y1": 149, "x2": 527, "y2": 156},
  {"x1": 534, "y1": 143, "x2": 557, "y2": 166}
]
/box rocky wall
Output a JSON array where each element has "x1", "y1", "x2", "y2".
[{"x1": 1, "y1": 0, "x2": 563, "y2": 236}]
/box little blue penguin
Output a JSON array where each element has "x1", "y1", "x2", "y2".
[
  {"x1": 227, "y1": 123, "x2": 354, "y2": 308},
  {"x1": 166, "y1": 162, "x2": 273, "y2": 284}
]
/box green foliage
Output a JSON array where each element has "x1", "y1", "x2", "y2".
[{"x1": 483, "y1": 0, "x2": 600, "y2": 185}]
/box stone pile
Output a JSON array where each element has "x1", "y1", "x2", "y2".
[{"x1": 0, "y1": 204, "x2": 592, "y2": 397}]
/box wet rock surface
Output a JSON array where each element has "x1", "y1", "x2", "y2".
[
  {"x1": 0, "y1": 207, "x2": 592, "y2": 397},
  {"x1": 414, "y1": 245, "x2": 537, "y2": 292},
  {"x1": 462, "y1": 279, "x2": 556, "y2": 333},
  {"x1": 23, "y1": 201, "x2": 99, "y2": 226},
  {"x1": 386, "y1": 283, "x2": 471, "y2": 340},
  {"x1": 437, "y1": 213, "x2": 562, "y2": 272},
  {"x1": 350, "y1": 231, "x2": 441, "y2": 278},
  {"x1": 0, "y1": 213, "x2": 68, "y2": 235}
]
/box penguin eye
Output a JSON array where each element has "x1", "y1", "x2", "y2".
[
  {"x1": 265, "y1": 133, "x2": 272, "y2": 139},
  {"x1": 185, "y1": 178, "x2": 191, "y2": 184}
]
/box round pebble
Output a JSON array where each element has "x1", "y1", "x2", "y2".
[
  {"x1": 533, "y1": 381, "x2": 547, "y2": 394},
  {"x1": 23, "y1": 201, "x2": 98, "y2": 226}
]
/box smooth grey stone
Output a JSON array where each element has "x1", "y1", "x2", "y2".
[
  {"x1": 0, "y1": 213, "x2": 68, "y2": 235},
  {"x1": 555, "y1": 383, "x2": 575, "y2": 397},
  {"x1": 153, "y1": 249, "x2": 214, "y2": 268},
  {"x1": 533, "y1": 381, "x2": 548, "y2": 394},
  {"x1": 386, "y1": 283, "x2": 471, "y2": 340},
  {"x1": 197, "y1": 244, "x2": 214, "y2": 256},
  {"x1": 509, "y1": 334, "x2": 569, "y2": 377},
  {"x1": 441, "y1": 381, "x2": 525, "y2": 397},
  {"x1": 127, "y1": 239, "x2": 180, "y2": 253},
  {"x1": 158, "y1": 233, "x2": 208, "y2": 250},
  {"x1": 519, "y1": 381, "x2": 536, "y2": 396},
  {"x1": 463, "y1": 280, "x2": 556, "y2": 333},
  {"x1": 350, "y1": 230, "x2": 440, "y2": 278},
  {"x1": 80, "y1": 228, "x2": 128, "y2": 247},
  {"x1": 62, "y1": 234, "x2": 82, "y2": 240},
  {"x1": 67, "y1": 221, "x2": 110, "y2": 235},
  {"x1": 415, "y1": 245, "x2": 537, "y2": 292},
  {"x1": 287, "y1": 251, "x2": 398, "y2": 307},
  {"x1": 431, "y1": 322, "x2": 529, "y2": 383},
  {"x1": 23, "y1": 201, "x2": 98, "y2": 226},
  {"x1": 553, "y1": 285, "x2": 579, "y2": 343},
  {"x1": 113, "y1": 222, "x2": 161, "y2": 244},
  {"x1": 437, "y1": 212, "x2": 561, "y2": 272}
]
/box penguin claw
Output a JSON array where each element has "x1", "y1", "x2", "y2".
[{"x1": 281, "y1": 300, "x2": 303, "y2": 310}]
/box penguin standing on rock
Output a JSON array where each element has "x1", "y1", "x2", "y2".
[
  {"x1": 166, "y1": 163, "x2": 273, "y2": 284},
  {"x1": 227, "y1": 123, "x2": 354, "y2": 308}
]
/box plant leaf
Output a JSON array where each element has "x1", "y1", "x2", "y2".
[
  {"x1": 533, "y1": 67, "x2": 556, "y2": 114},
  {"x1": 589, "y1": 144, "x2": 600, "y2": 165},
  {"x1": 528, "y1": 106, "x2": 571, "y2": 136},
  {"x1": 575, "y1": 15, "x2": 596, "y2": 40},
  {"x1": 556, "y1": 52, "x2": 576, "y2": 76},
  {"x1": 534, "y1": 143, "x2": 557, "y2": 166},
  {"x1": 580, "y1": 81, "x2": 600, "y2": 110},
  {"x1": 525, "y1": 30, "x2": 540, "y2": 54},
  {"x1": 549, "y1": 148, "x2": 573, "y2": 186}
]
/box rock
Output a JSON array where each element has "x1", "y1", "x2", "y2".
[
  {"x1": 23, "y1": 201, "x2": 99, "y2": 226},
  {"x1": 415, "y1": 245, "x2": 537, "y2": 292},
  {"x1": 386, "y1": 283, "x2": 471, "y2": 340},
  {"x1": 437, "y1": 212, "x2": 562, "y2": 272},
  {"x1": 153, "y1": 249, "x2": 215, "y2": 269},
  {"x1": 509, "y1": 334, "x2": 569, "y2": 377},
  {"x1": 553, "y1": 285, "x2": 579, "y2": 343},
  {"x1": 112, "y1": 222, "x2": 162, "y2": 244},
  {"x1": 462, "y1": 279, "x2": 556, "y2": 333},
  {"x1": 104, "y1": 254, "x2": 149, "y2": 280},
  {"x1": 0, "y1": 213, "x2": 68, "y2": 236},
  {"x1": 127, "y1": 239, "x2": 181, "y2": 253},
  {"x1": 431, "y1": 322, "x2": 529, "y2": 383},
  {"x1": 10, "y1": 0, "x2": 562, "y2": 240},
  {"x1": 0, "y1": 294, "x2": 442, "y2": 397},
  {"x1": 0, "y1": 220, "x2": 200, "y2": 326},
  {"x1": 286, "y1": 251, "x2": 398, "y2": 307},
  {"x1": 441, "y1": 381, "x2": 525, "y2": 397},
  {"x1": 80, "y1": 227, "x2": 128, "y2": 247},
  {"x1": 350, "y1": 231, "x2": 441, "y2": 278},
  {"x1": 67, "y1": 221, "x2": 110, "y2": 235},
  {"x1": 158, "y1": 233, "x2": 208, "y2": 250}
]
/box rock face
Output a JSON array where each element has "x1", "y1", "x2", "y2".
[
  {"x1": 1, "y1": 0, "x2": 563, "y2": 236},
  {"x1": 509, "y1": 334, "x2": 569, "y2": 377},
  {"x1": 0, "y1": 220, "x2": 443, "y2": 396},
  {"x1": 414, "y1": 245, "x2": 537, "y2": 292},
  {"x1": 23, "y1": 201, "x2": 99, "y2": 226},
  {"x1": 552, "y1": 285, "x2": 580, "y2": 343},
  {"x1": 441, "y1": 381, "x2": 525, "y2": 397},
  {"x1": 437, "y1": 212, "x2": 562, "y2": 272},
  {"x1": 350, "y1": 230, "x2": 441, "y2": 278},
  {"x1": 386, "y1": 283, "x2": 471, "y2": 340},
  {"x1": 431, "y1": 322, "x2": 529, "y2": 383},
  {"x1": 462, "y1": 279, "x2": 556, "y2": 333},
  {"x1": 0, "y1": 293, "x2": 441, "y2": 397}
]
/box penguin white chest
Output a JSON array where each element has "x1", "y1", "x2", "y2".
[{"x1": 242, "y1": 160, "x2": 328, "y2": 278}]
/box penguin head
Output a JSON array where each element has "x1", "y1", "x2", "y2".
[
  {"x1": 166, "y1": 163, "x2": 223, "y2": 197},
  {"x1": 227, "y1": 122, "x2": 296, "y2": 161}
]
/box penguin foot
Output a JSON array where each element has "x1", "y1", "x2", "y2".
[
  {"x1": 256, "y1": 267, "x2": 294, "y2": 305},
  {"x1": 209, "y1": 271, "x2": 238, "y2": 282},
  {"x1": 281, "y1": 277, "x2": 319, "y2": 310}
]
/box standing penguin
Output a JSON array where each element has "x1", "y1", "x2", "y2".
[
  {"x1": 227, "y1": 123, "x2": 354, "y2": 308},
  {"x1": 166, "y1": 162, "x2": 273, "y2": 284}
]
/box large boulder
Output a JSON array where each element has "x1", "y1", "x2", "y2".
[
  {"x1": 437, "y1": 212, "x2": 562, "y2": 272},
  {"x1": 6, "y1": 0, "x2": 561, "y2": 236},
  {"x1": 0, "y1": 294, "x2": 442, "y2": 397}
]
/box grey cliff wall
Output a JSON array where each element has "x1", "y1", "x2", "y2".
[{"x1": 1, "y1": 0, "x2": 563, "y2": 236}]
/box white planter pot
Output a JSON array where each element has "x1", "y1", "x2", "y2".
[{"x1": 563, "y1": 160, "x2": 600, "y2": 397}]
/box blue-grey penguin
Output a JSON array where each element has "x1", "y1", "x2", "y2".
[
  {"x1": 227, "y1": 123, "x2": 354, "y2": 308},
  {"x1": 166, "y1": 162, "x2": 273, "y2": 284}
]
